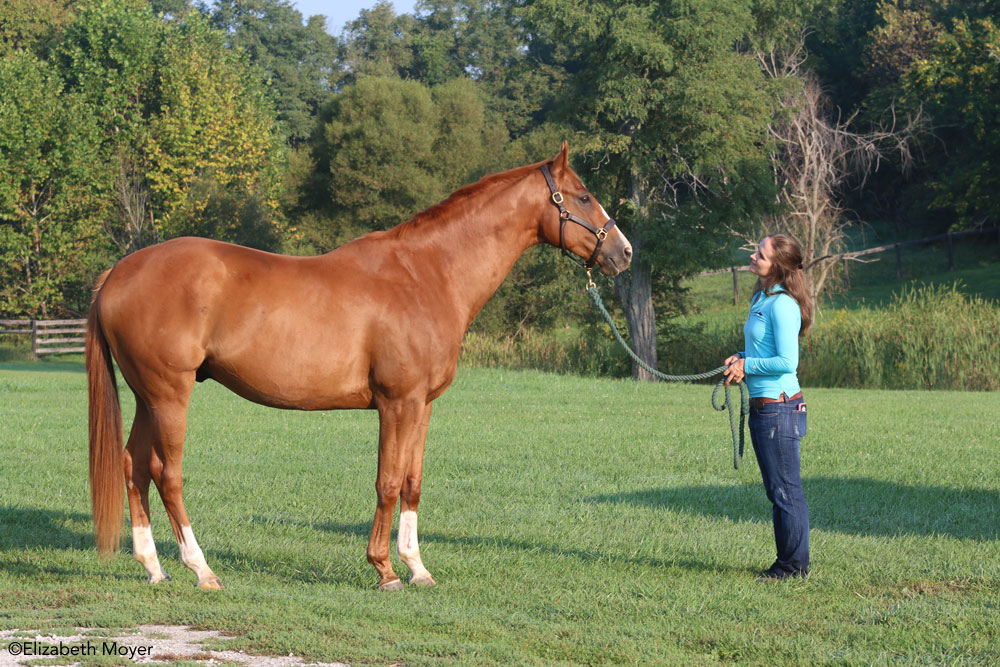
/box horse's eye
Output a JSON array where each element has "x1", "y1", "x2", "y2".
[{"x1": 580, "y1": 195, "x2": 591, "y2": 204}]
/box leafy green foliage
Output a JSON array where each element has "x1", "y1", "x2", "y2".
[
  {"x1": 57, "y1": 0, "x2": 163, "y2": 152},
  {"x1": 903, "y1": 15, "x2": 1000, "y2": 229},
  {"x1": 806, "y1": 1, "x2": 1000, "y2": 233},
  {"x1": 519, "y1": 0, "x2": 788, "y2": 376},
  {"x1": 143, "y1": 11, "x2": 284, "y2": 241},
  {"x1": 339, "y1": 1, "x2": 419, "y2": 80},
  {"x1": 0, "y1": 0, "x2": 75, "y2": 58},
  {"x1": 305, "y1": 75, "x2": 506, "y2": 249},
  {"x1": 0, "y1": 51, "x2": 105, "y2": 317},
  {"x1": 1, "y1": 0, "x2": 996, "y2": 338},
  {"x1": 58, "y1": 0, "x2": 284, "y2": 250},
  {"x1": 204, "y1": 0, "x2": 339, "y2": 145}
]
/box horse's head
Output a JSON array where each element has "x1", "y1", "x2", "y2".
[{"x1": 537, "y1": 142, "x2": 632, "y2": 276}]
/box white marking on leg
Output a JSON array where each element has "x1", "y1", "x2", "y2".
[
  {"x1": 132, "y1": 525, "x2": 168, "y2": 583},
  {"x1": 179, "y1": 525, "x2": 218, "y2": 585},
  {"x1": 397, "y1": 510, "x2": 432, "y2": 584}
]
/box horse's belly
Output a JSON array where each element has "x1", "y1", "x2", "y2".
[{"x1": 202, "y1": 356, "x2": 374, "y2": 411}]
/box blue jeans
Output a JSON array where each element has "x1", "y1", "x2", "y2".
[{"x1": 749, "y1": 397, "x2": 809, "y2": 573}]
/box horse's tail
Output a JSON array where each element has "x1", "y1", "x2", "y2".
[{"x1": 86, "y1": 269, "x2": 124, "y2": 559}]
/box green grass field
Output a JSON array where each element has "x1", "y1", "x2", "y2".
[{"x1": 1, "y1": 361, "x2": 999, "y2": 665}]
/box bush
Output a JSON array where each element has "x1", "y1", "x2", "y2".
[{"x1": 801, "y1": 284, "x2": 999, "y2": 390}]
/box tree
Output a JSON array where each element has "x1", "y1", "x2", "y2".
[
  {"x1": 339, "y1": 1, "x2": 419, "y2": 81},
  {"x1": 306, "y1": 75, "x2": 506, "y2": 250},
  {"x1": 0, "y1": 51, "x2": 105, "y2": 317},
  {"x1": 902, "y1": 14, "x2": 1000, "y2": 229},
  {"x1": 0, "y1": 0, "x2": 75, "y2": 58},
  {"x1": 203, "y1": 0, "x2": 339, "y2": 145},
  {"x1": 804, "y1": 1, "x2": 998, "y2": 234},
  {"x1": 144, "y1": 12, "x2": 285, "y2": 244},
  {"x1": 339, "y1": 0, "x2": 560, "y2": 139},
  {"x1": 860, "y1": 1, "x2": 942, "y2": 104},
  {"x1": 754, "y1": 40, "x2": 922, "y2": 306},
  {"x1": 58, "y1": 0, "x2": 285, "y2": 249},
  {"x1": 522, "y1": 0, "x2": 786, "y2": 379}
]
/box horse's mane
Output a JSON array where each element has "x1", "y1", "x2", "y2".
[{"x1": 390, "y1": 161, "x2": 546, "y2": 240}]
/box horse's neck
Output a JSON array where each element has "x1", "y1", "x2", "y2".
[{"x1": 399, "y1": 177, "x2": 544, "y2": 324}]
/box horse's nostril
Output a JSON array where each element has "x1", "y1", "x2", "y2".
[{"x1": 624, "y1": 246, "x2": 633, "y2": 259}]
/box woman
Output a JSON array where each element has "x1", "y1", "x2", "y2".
[{"x1": 723, "y1": 234, "x2": 813, "y2": 581}]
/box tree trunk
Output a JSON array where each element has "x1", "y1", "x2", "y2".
[
  {"x1": 613, "y1": 262, "x2": 657, "y2": 380},
  {"x1": 613, "y1": 164, "x2": 658, "y2": 381}
]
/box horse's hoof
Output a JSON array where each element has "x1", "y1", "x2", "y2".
[
  {"x1": 198, "y1": 577, "x2": 224, "y2": 590},
  {"x1": 147, "y1": 570, "x2": 170, "y2": 584},
  {"x1": 409, "y1": 574, "x2": 436, "y2": 588},
  {"x1": 378, "y1": 578, "x2": 404, "y2": 592}
]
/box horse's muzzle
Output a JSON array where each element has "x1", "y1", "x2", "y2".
[{"x1": 597, "y1": 232, "x2": 633, "y2": 276}]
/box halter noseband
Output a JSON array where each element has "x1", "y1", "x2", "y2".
[{"x1": 539, "y1": 164, "x2": 617, "y2": 270}]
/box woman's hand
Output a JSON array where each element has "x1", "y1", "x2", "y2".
[{"x1": 723, "y1": 356, "x2": 745, "y2": 385}]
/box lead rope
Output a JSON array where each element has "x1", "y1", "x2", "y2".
[{"x1": 585, "y1": 277, "x2": 750, "y2": 469}]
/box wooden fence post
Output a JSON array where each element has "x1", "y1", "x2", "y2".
[
  {"x1": 30, "y1": 319, "x2": 38, "y2": 359},
  {"x1": 731, "y1": 267, "x2": 739, "y2": 305}
]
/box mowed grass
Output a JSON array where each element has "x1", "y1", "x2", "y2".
[{"x1": 1, "y1": 361, "x2": 999, "y2": 665}]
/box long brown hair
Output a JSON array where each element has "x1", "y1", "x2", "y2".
[{"x1": 752, "y1": 233, "x2": 813, "y2": 335}]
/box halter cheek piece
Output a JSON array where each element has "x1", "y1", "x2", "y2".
[{"x1": 539, "y1": 164, "x2": 617, "y2": 270}]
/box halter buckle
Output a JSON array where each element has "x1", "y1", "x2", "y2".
[
  {"x1": 595, "y1": 228, "x2": 608, "y2": 241},
  {"x1": 551, "y1": 191, "x2": 564, "y2": 205}
]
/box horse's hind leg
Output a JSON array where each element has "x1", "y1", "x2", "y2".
[
  {"x1": 124, "y1": 401, "x2": 169, "y2": 583},
  {"x1": 397, "y1": 402, "x2": 435, "y2": 587},
  {"x1": 146, "y1": 391, "x2": 223, "y2": 590}
]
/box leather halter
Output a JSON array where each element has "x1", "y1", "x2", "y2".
[{"x1": 539, "y1": 164, "x2": 617, "y2": 270}]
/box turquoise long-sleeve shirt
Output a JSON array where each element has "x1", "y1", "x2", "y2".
[{"x1": 741, "y1": 286, "x2": 802, "y2": 399}]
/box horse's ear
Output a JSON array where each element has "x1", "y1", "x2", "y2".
[{"x1": 551, "y1": 141, "x2": 570, "y2": 175}]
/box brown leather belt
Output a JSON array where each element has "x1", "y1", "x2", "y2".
[{"x1": 750, "y1": 391, "x2": 803, "y2": 410}]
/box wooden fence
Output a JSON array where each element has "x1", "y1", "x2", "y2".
[
  {"x1": 0, "y1": 319, "x2": 86, "y2": 357},
  {"x1": 695, "y1": 227, "x2": 1000, "y2": 304}
]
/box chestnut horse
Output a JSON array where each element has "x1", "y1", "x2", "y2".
[{"x1": 87, "y1": 143, "x2": 632, "y2": 590}]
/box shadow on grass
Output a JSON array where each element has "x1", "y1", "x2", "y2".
[
  {"x1": 0, "y1": 507, "x2": 93, "y2": 551},
  {"x1": 587, "y1": 476, "x2": 1000, "y2": 541},
  {"x1": 0, "y1": 359, "x2": 86, "y2": 373},
  {"x1": 265, "y1": 519, "x2": 747, "y2": 578},
  {"x1": 0, "y1": 506, "x2": 123, "y2": 580}
]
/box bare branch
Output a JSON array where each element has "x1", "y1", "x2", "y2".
[
  {"x1": 749, "y1": 37, "x2": 926, "y2": 309},
  {"x1": 104, "y1": 151, "x2": 160, "y2": 255}
]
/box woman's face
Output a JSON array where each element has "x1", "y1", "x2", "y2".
[{"x1": 750, "y1": 237, "x2": 774, "y2": 277}]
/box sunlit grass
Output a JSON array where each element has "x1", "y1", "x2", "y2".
[{"x1": 2, "y1": 362, "x2": 999, "y2": 664}]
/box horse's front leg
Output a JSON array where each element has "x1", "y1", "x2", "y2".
[
  {"x1": 368, "y1": 396, "x2": 429, "y2": 591},
  {"x1": 398, "y1": 402, "x2": 435, "y2": 587}
]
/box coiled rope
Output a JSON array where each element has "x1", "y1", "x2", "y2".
[{"x1": 587, "y1": 284, "x2": 750, "y2": 469}]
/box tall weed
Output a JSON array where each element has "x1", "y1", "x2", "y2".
[
  {"x1": 461, "y1": 284, "x2": 1000, "y2": 391},
  {"x1": 460, "y1": 327, "x2": 629, "y2": 377},
  {"x1": 802, "y1": 284, "x2": 999, "y2": 390}
]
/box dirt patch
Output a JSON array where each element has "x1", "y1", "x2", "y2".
[{"x1": 0, "y1": 626, "x2": 348, "y2": 666}]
